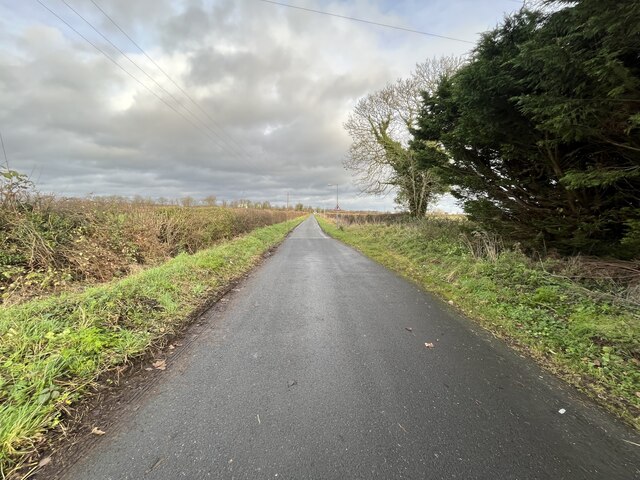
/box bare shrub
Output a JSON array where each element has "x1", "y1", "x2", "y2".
[{"x1": 462, "y1": 231, "x2": 504, "y2": 262}]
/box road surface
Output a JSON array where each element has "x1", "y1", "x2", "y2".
[{"x1": 63, "y1": 216, "x2": 639, "y2": 479}]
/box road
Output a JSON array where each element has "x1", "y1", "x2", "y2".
[{"x1": 63, "y1": 216, "x2": 639, "y2": 479}]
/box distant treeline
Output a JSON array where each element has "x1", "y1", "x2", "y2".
[{"x1": 49, "y1": 192, "x2": 313, "y2": 211}]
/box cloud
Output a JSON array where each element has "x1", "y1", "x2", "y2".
[{"x1": 0, "y1": 0, "x2": 521, "y2": 211}]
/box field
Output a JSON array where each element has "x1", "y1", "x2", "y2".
[{"x1": 317, "y1": 215, "x2": 640, "y2": 429}]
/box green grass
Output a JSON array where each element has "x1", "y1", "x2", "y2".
[
  {"x1": 317, "y1": 216, "x2": 640, "y2": 429},
  {"x1": 0, "y1": 216, "x2": 305, "y2": 475}
]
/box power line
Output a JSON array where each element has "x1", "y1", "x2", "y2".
[
  {"x1": 35, "y1": 0, "x2": 231, "y2": 152},
  {"x1": 59, "y1": 0, "x2": 248, "y2": 161},
  {"x1": 89, "y1": 0, "x2": 251, "y2": 159},
  {"x1": 256, "y1": 0, "x2": 475, "y2": 44},
  {"x1": 0, "y1": 130, "x2": 9, "y2": 169},
  {"x1": 35, "y1": 0, "x2": 214, "y2": 143}
]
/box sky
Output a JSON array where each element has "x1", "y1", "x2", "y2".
[{"x1": 0, "y1": 0, "x2": 523, "y2": 211}]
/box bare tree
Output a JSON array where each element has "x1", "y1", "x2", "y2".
[
  {"x1": 343, "y1": 56, "x2": 464, "y2": 216},
  {"x1": 180, "y1": 196, "x2": 195, "y2": 207},
  {"x1": 203, "y1": 195, "x2": 217, "y2": 207}
]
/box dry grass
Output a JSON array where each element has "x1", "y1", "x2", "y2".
[{"x1": 543, "y1": 255, "x2": 640, "y2": 306}]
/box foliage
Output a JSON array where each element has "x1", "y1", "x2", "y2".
[
  {"x1": 0, "y1": 170, "x2": 33, "y2": 208},
  {"x1": 0, "y1": 217, "x2": 304, "y2": 476},
  {"x1": 412, "y1": 1, "x2": 640, "y2": 257},
  {"x1": 318, "y1": 215, "x2": 640, "y2": 429}
]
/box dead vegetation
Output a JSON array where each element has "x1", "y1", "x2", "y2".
[{"x1": 0, "y1": 170, "x2": 299, "y2": 304}]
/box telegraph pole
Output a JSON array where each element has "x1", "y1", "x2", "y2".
[
  {"x1": 327, "y1": 183, "x2": 340, "y2": 226},
  {"x1": 0, "y1": 130, "x2": 9, "y2": 169}
]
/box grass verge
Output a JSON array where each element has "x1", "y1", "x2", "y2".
[
  {"x1": 0, "y1": 216, "x2": 305, "y2": 476},
  {"x1": 317, "y1": 216, "x2": 640, "y2": 429}
]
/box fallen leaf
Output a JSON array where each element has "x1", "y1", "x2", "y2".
[
  {"x1": 91, "y1": 427, "x2": 106, "y2": 435},
  {"x1": 424, "y1": 342, "x2": 435, "y2": 348},
  {"x1": 38, "y1": 456, "x2": 52, "y2": 467},
  {"x1": 635, "y1": 392, "x2": 640, "y2": 399},
  {"x1": 152, "y1": 360, "x2": 166, "y2": 371}
]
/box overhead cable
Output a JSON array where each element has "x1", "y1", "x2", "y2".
[
  {"x1": 256, "y1": 0, "x2": 475, "y2": 44},
  {"x1": 36, "y1": 0, "x2": 237, "y2": 154},
  {"x1": 89, "y1": 0, "x2": 250, "y2": 158},
  {"x1": 60, "y1": 0, "x2": 248, "y2": 160}
]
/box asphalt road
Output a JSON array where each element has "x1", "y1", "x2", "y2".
[{"x1": 63, "y1": 216, "x2": 639, "y2": 479}]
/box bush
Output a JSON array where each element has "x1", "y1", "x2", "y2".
[{"x1": 0, "y1": 179, "x2": 299, "y2": 304}]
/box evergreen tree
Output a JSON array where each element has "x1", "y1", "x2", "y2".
[{"x1": 413, "y1": 1, "x2": 640, "y2": 257}]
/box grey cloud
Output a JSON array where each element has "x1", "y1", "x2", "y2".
[
  {"x1": 0, "y1": 0, "x2": 512, "y2": 211},
  {"x1": 187, "y1": 46, "x2": 294, "y2": 88},
  {"x1": 161, "y1": 3, "x2": 213, "y2": 50}
]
